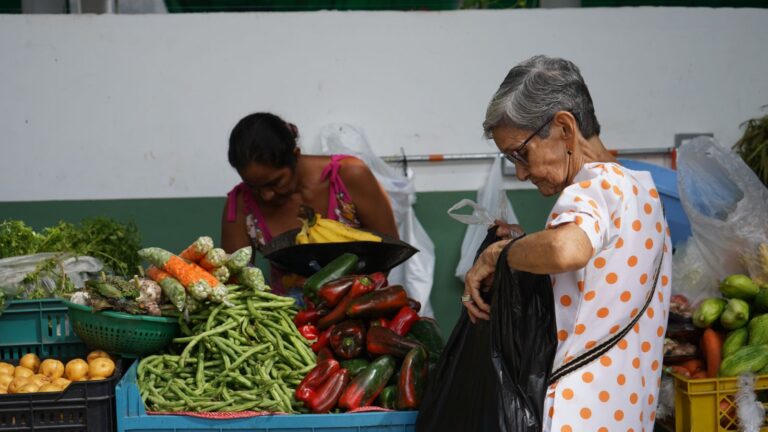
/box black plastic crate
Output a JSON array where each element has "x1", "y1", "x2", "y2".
[{"x1": 0, "y1": 300, "x2": 123, "y2": 432}]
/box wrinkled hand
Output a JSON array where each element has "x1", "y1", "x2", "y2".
[
  {"x1": 462, "y1": 239, "x2": 510, "y2": 323},
  {"x1": 494, "y1": 220, "x2": 524, "y2": 240}
]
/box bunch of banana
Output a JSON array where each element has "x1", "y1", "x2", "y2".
[{"x1": 295, "y1": 213, "x2": 381, "y2": 244}]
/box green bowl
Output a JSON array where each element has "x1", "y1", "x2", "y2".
[{"x1": 64, "y1": 301, "x2": 179, "y2": 358}]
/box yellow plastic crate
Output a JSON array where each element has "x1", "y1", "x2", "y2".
[{"x1": 673, "y1": 372, "x2": 768, "y2": 431}]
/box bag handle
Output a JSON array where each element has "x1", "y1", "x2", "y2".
[{"x1": 548, "y1": 208, "x2": 667, "y2": 386}]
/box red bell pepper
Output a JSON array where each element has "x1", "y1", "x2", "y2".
[
  {"x1": 294, "y1": 308, "x2": 322, "y2": 327},
  {"x1": 295, "y1": 359, "x2": 340, "y2": 401},
  {"x1": 338, "y1": 355, "x2": 396, "y2": 410},
  {"x1": 397, "y1": 346, "x2": 428, "y2": 409},
  {"x1": 367, "y1": 326, "x2": 424, "y2": 358},
  {"x1": 304, "y1": 368, "x2": 350, "y2": 413},
  {"x1": 317, "y1": 276, "x2": 376, "y2": 329},
  {"x1": 317, "y1": 276, "x2": 357, "y2": 307},
  {"x1": 369, "y1": 317, "x2": 389, "y2": 328},
  {"x1": 311, "y1": 325, "x2": 335, "y2": 353},
  {"x1": 346, "y1": 285, "x2": 409, "y2": 319},
  {"x1": 299, "y1": 324, "x2": 318, "y2": 341},
  {"x1": 369, "y1": 272, "x2": 387, "y2": 289},
  {"x1": 330, "y1": 320, "x2": 366, "y2": 360},
  {"x1": 316, "y1": 346, "x2": 335, "y2": 362},
  {"x1": 388, "y1": 307, "x2": 419, "y2": 337}
]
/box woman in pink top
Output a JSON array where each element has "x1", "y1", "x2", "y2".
[
  {"x1": 221, "y1": 112, "x2": 398, "y2": 301},
  {"x1": 464, "y1": 56, "x2": 671, "y2": 431}
]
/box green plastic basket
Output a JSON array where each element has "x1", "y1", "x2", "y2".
[{"x1": 64, "y1": 301, "x2": 179, "y2": 358}]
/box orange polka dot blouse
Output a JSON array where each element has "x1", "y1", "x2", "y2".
[{"x1": 542, "y1": 162, "x2": 672, "y2": 432}]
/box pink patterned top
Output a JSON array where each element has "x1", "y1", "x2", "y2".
[{"x1": 225, "y1": 155, "x2": 361, "y2": 300}]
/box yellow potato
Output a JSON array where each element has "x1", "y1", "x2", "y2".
[
  {"x1": 87, "y1": 350, "x2": 111, "y2": 363},
  {"x1": 19, "y1": 353, "x2": 41, "y2": 373},
  {"x1": 65, "y1": 359, "x2": 89, "y2": 381},
  {"x1": 88, "y1": 358, "x2": 115, "y2": 378},
  {"x1": 16, "y1": 383, "x2": 40, "y2": 394},
  {"x1": 8, "y1": 377, "x2": 29, "y2": 393},
  {"x1": 52, "y1": 377, "x2": 71, "y2": 389},
  {"x1": 0, "y1": 387, "x2": 7, "y2": 395},
  {"x1": 39, "y1": 359, "x2": 65, "y2": 379},
  {"x1": 0, "y1": 362, "x2": 14, "y2": 376},
  {"x1": 88, "y1": 376, "x2": 106, "y2": 381},
  {"x1": 0, "y1": 374, "x2": 13, "y2": 388},
  {"x1": 13, "y1": 366, "x2": 34, "y2": 379},
  {"x1": 28, "y1": 374, "x2": 51, "y2": 388},
  {"x1": 38, "y1": 383, "x2": 60, "y2": 392}
]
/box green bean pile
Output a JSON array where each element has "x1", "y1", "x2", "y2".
[{"x1": 137, "y1": 284, "x2": 316, "y2": 413}]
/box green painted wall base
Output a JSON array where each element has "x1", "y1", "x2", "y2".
[{"x1": 0, "y1": 190, "x2": 556, "y2": 338}]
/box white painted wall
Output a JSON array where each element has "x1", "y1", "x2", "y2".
[{"x1": 0, "y1": 8, "x2": 766, "y2": 201}]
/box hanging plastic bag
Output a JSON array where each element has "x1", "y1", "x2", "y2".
[
  {"x1": 449, "y1": 155, "x2": 519, "y2": 282},
  {"x1": 315, "y1": 124, "x2": 435, "y2": 317},
  {"x1": 416, "y1": 228, "x2": 557, "y2": 431},
  {"x1": 674, "y1": 136, "x2": 768, "y2": 301},
  {"x1": 0, "y1": 253, "x2": 103, "y2": 303}
]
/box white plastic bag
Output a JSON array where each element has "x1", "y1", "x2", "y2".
[
  {"x1": 0, "y1": 253, "x2": 103, "y2": 299},
  {"x1": 673, "y1": 136, "x2": 768, "y2": 301},
  {"x1": 449, "y1": 155, "x2": 519, "y2": 282},
  {"x1": 315, "y1": 124, "x2": 435, "y2": 317}
]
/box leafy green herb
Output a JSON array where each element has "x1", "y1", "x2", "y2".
[
  {"x1": 0, "y1": 218, "x2": 142, "y2": 299},
  {"x1": 733, "y1": 108, "x2": 768, "y2": 188}
]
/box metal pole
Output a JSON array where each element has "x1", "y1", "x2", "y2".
[{"x1": 380, "y1": 147, "x2": 673, "y2": 164}]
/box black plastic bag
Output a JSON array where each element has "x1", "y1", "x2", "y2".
[{"x1": 416, "y1": 229, "x2": 557, "y2": 432}]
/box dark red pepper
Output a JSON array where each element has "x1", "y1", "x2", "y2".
[
  {"x1": 317, "y1": 276, "x2": 357, "y2": 307},
  {"x1": 346, "y1": 285, "x2": 409, "y2": 319},
  {"x1": 396, "y1": 346, "x2": 428, "y2": 409},
  {"x1": 317, "y1": 276, "x2": 375, "y2": 329},
  {"x1": 369, "y1": 272, "x2": 387, "y2": 289},
  {"x1": 294, "y1": 308, "x2": 322, "y2": 327},
  {"x1": 329, "y1": 320, "x2": 366, "y2": 360},
  {"x1": 305, "y1": 368, "x2": 351, "y2": 413},
  {"x1": 295, "y1": 359, "x2": 340, "y2": 401},
  {"x1": 316, "y1": 346, "x2": 335, "y2": 362},
  {"x1": 338, "y1": 355, "x2": 397, "y2": 410},
  {"x1": 369, "y1": 317, "x2": 390, "y2": 328},
  {"x1": 367, "y1": 325, "x2": 424, "y2": 358},
  {"x1": 388, "y1": 307, "x2": 419, "y2": 337},
  {"x1": 299, "y1": 324, "x2": 318, "y2": 341},
  {"x1": 407, "y1": 298, "x2": 421, "y2": 313},
  {"x1": 311, "y1": 325, "x2": 335, "y2": 353}
]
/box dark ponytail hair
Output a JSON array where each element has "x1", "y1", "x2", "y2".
[{"x1": 228, "y1": 112, "x2": 300, "y2": 171}]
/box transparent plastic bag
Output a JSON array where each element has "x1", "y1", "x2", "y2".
[
  {"x1": 0, "y1": 253, "x2": 103, "y2": 301},
  {"x1": 316, "y1": 124, "x2": 435, "y2": 317},
  {"x1": 449, "y1": 155, "x2": 519, "y2": 282},
  {"x1": 674, "y1": 136, "x2": 768, "y2": 301}
]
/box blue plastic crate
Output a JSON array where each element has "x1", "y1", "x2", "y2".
[
  {"x1": 0, "y1": 299, "x2": 86, "y2": 360},
  {"x1": 116, "y1": 362, "x2": 417, "y2": 432},
  {"x1": 618, "y1": 159, "x2": 692, "y2": 248}
]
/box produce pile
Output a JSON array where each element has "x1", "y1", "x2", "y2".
[
  {"x1": 0, "y1": 351, "x2": 116, "y2": 395},
  {"x1": 0, "y1": 218, "x2": 142, "y2": 300},
  {"x1": 295, "y1": 206, "x2": 382, "y2": 244},
  {"x1": 666, "y1": 274, "x2": 768, "y2": 379},
  {"x1": 294, "y1": 253, "x2": 443, "y2": 413},
  {"x1": 137, "y1": 282, "x2": 316, "y2": 413}
]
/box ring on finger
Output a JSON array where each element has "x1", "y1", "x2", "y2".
[{"x1": 461, "y1": 294, "x2": 472, "y2": 303}]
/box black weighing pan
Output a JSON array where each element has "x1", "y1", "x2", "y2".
[{"x1": 261, "y1": 228, "x2": 418, "y2": 277}]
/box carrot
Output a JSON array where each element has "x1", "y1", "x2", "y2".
[
  {"x1": 178, "y1": 236, "x2": 214, "y2": 262},
  {"x1": 665, "y1": 365, "x2": 691, "y2": 378},
  {"x1": 146, "y1": 266, "x2": 171, "y2": 282},
  {"x1": 701, "y1": 328, "x2": 723, "y2": 378},
  {"x1": 166, "y1": 255, "x2": 219, "y2": 288},
  {"x1": 678, "y1": 358, "x2": 705, "y2": 375}
]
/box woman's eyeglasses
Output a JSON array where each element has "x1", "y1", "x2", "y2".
[{"x1": 502, "y1": 116, "x2": 554, "y2": 166}]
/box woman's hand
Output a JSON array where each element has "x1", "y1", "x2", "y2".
[
  {"x1": 463, "y1": 239, "x2": 510, "y2": 323},
  {"x1": 494, "y1": 219, "x2": 524, "y2": 240}
]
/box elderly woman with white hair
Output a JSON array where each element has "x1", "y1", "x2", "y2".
[{"x1": 463, "y1": 55, "x2": 672, "y2": 431}]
